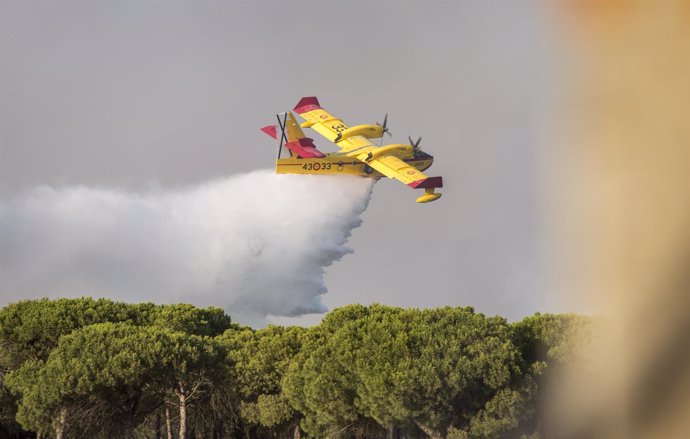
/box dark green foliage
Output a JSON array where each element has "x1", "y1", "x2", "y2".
[
  {"x1": 283, "y1": 322, "x2": 361, "y2": 437},
  {"x1": 0, "y1": 298, "x2": 153, "y2": 368},
  {"x1": 0, "y1": 299, "x2": 596, "y2": 439},
  {"x1": 284, "y1": 305, "x2": 530, "y2": 439},
  {"x1": 152, "y1": 303, "x2": 238, "y2": 337},
  {"x1": 508, "y1": 313, "x2": 602, "y2": 439},
  {"x1": 512, "y1": 313, "x2": 602, "y2": 366},
  {"x1": 0, "y1": 297, "x2": 155, "y2": 438},
  {"x1": 221, "y1": 324, "x2": 304, "y2": 434},
  {"x1": 0, "y1": 298, "x2": 237, "y2": 439},
  {"x1": 6, "y1": 323, "x2": 231, "y2": 439},
  {"x1": 0, "y1": 298, "x2": 235, "y2": 370}
]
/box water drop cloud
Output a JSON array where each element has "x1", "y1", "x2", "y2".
[{"x1": 0, "y1": 170, "x2": 374, "y2": 325}]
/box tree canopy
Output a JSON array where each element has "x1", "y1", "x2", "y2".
[{"x1": 0, "y1": 298, "x2": 597, "y2": 439}]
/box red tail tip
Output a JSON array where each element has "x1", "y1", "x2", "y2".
[
  {"x1": 260, "y1": 125, "x2": 277, "y2": 139},
  {"x1": 294, "y1": 96, "x2": 321, "y2": 114}
]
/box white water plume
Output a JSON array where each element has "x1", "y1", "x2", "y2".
[{"x1": 0, "y1": 170, "x2": 374, "y2": 326}]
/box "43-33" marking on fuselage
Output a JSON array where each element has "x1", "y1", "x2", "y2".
[{"x1": 302, "y1": 162, "x2": 333, "y2": 171}]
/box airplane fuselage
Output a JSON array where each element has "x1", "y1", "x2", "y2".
[{"x1": 276, "y1": 151, "x2": 434, "y2": 179}]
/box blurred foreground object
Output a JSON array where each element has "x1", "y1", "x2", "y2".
[{"x1": 552, "y1": 1, "x2": 690, "y2": 438}]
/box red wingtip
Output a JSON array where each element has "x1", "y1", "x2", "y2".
[
  {"x1": 260, "y1": 125, "x2": 277, "y2": 139},
  {"x1": 407, "y1": 176, "x2": 443, "y2": 189},
  {"x1": 294, "y1": 96, "x2": 321, "y2": 114}
]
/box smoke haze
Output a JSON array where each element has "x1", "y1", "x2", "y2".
[{"x1": 0, "y1": 171, "x2": 373, "y2": 326}]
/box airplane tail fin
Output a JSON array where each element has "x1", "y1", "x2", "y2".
[
  {"x1": 259, "y1": 112, "x2": 305, "y2": 142},
  {"x1": 283, "y1": 112, "x2": 306, "y2": 142},
  {"x1": 260, "y1": 112, "x2": 302, "y2": 158},
  {"x1": 260, "y1": 111, "x2": 325, "y2": 159}
]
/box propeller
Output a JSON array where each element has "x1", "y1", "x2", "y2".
[
  {"x1": 376, "y1": 114, "x2": 392, "y2": 145},
  {"x1": 409, "y1": 136, "x2": 422, "y2": 155}
]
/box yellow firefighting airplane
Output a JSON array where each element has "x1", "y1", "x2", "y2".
[{"x1": 260, "y1": 97, "x2": 443, "y2": 203}]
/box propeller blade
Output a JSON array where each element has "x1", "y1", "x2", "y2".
[
  {"x1": 378, "y1": 115, "x2": 390, "y2": 132},
  {"x1": 409, "y1": 136, "x2": 422, "y2": 152},
  {"x1": 377, "y1": 114, "x2": 391, "y2": 143}
]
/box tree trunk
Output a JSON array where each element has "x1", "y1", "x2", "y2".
[
  {"x1": 293, "y1": 423, "x2": 302, "y2": 439},
  {"x1": 55, "y1": 406, "x2": 67, "y2": 439},
  {"x1": 414, "y1": 421, "x2": 443, "y2": 439},
  {"x1": 165, "y1": 406, "x2": 174, "y2": 439},
  {"x1": 213, "y1": 422, "x2": 222, "y2": 439},
  {"x1": 178, "y1": 388, "x2": 187, "y2": 439}
]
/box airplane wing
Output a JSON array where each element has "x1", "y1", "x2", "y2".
[
  {"x1": 363, "y1": 154, "x2": 442, "y2": 188},
  {"x1": 293, "y1": 97, "x2": 383, "y2": 152},
  {"x1": 293, "y1": 96, "x2": 443, "y2": 202}
]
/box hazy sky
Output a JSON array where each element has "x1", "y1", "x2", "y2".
[{"x1": 0, "y1": 0, "x2": 564, "y2": 324}]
